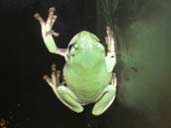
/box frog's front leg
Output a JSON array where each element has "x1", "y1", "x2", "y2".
[
  {"x1": 34, "y1": 7, "x2": 67, "y2": 57},
  {"x1": 105, "y1": 26, "x2": 117, "y2": 72},
  {"x1": 43, "y1": 64, "x2": 84, "y2": 113},
  {"x1": 92, "y1": 73, "x2": 117, "y2": 116}
]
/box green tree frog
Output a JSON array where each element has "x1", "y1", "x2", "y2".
[{"x1": 34, "y1": 7, "x2": 117, "y2": 116}]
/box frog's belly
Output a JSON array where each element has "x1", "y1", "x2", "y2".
[{"x1": 63, "y1": 66, "x2": 112, "y2": 104}]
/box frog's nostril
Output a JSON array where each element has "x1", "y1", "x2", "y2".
[{"x1": 74, "y1": 45, "x2": 78, "y2": 50}]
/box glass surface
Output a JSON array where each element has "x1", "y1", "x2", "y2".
[{"x1": 0, "y1": 0, "x2": 171, "y2": 128}]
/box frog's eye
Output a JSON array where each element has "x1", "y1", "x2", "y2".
[
  {"x1": 68, "y1": 43, "x2": 78, "y2": 52},
  {"x1": 68, "y1": 43, "x2": 75, "y2": 51}
]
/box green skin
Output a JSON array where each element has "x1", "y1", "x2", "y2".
[{"x1": 34, "y1": 7, "x2": 117, "y2": 116}]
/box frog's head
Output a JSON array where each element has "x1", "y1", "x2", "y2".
[{"x1": 66, "y1": 31, "x2": 105, "y2": 68}]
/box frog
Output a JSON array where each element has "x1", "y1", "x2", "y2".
[{"x1": 34, "y1": 7, "x2": 117, "y2": 116}]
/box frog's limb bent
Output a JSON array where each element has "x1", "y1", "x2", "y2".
[
  {"x1": 92, "y1": 73, "x2": 117, "y2": 116},
  {"x1": 34, "y1": 7, "x2": 67, "y2": 57},
  {"x1": 43, "y1": 64, "x2": 60, "y2": 88},
  {"x1": 43, "y1": 64, "x2": 84, "y2": 113},
  {"x1": 105, "y1": 26, "x2": 117, "y2": 72},
  {"x1": 55, "y1": 86, "x2": 84, "y2": 113}
]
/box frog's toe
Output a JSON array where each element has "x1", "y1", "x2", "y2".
[
  {"x1": 43, "y1": 74, "x2": 53, "y2": 87},
  {"x1": 34, "y1": 13, "x2": 45, "y2": 25},
  {"x1": 49, "y1": 7, "x2": 55, "y2": 12}
]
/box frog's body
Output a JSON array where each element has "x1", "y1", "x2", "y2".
[
  {"x1": 64, "y1": 31, "x2": 112, "y2": 104},
  {"x1": 34, "y1": 7, "x2": 117, "y2": 116}
]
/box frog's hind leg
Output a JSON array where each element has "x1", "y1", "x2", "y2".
[
  {"x1": 92, "y1": 73, "x2": 117, "y2": 116},
  {"x1": 55, "y1": 86, "x2": 84, "y2": 113},
  {"x1": 105, "y1": 26, "x2": 117, "y2": 72},
  {"x1": 43, "y1": 64, "x2": 83, "y2": 113}
]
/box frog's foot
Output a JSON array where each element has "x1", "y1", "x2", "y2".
[
  {"x1": 34, "y1": 7, "x2": 66, "y2": 57},
  {"x1": 105, "y1": 26, "x2": 117, "y2": 72},
  {"x1": 34, "y1": 7, "x2": 59, "y2": 37},
  {"x1": 92, "y1": 73, "x2": 117, "y2": 116},
  {"x1": 43, "y1": 64, "x2": 83, "y2": 113},
  {"x1": 55, "y1": 86, "x2": 84, "y2": 113},
  {"x1": 43, "y1": 64, "x2": 61, "y2": 88}
]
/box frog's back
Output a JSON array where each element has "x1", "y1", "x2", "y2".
[
  {"x1": 63, "y1": 30, "x2": 112, "y2": 104},
  {"x1": 63, "y1": 60, "x2": 112, "y2": 104}
]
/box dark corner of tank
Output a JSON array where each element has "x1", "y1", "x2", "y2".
[{"x1": 0, "y1": 0, "x2": 171, "y2": 128}]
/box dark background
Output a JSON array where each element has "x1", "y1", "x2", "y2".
[
  {"x1": 0, "y1": 0, "x2": 98, "y2": 128},
  {"x1": 0, "y1": 0, "x2": 171, "y2": 128}
]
